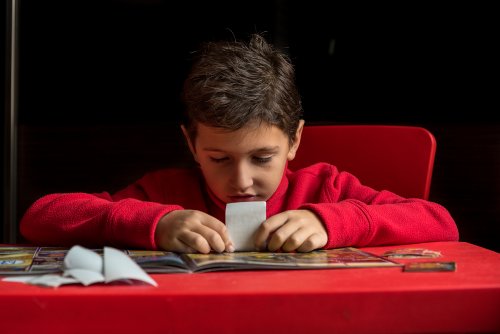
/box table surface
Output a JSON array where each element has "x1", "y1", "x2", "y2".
[{"x1": 1, "y1": 241, "x2": 499, "y2": 334}]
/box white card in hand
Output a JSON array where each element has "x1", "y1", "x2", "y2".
[{"x1": 226, "y1": 201, "x2": 266, "y2": 251}]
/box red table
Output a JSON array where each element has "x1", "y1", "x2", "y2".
[{"x1": 1, "y1": 241, "x2": 499, "y2": 334}]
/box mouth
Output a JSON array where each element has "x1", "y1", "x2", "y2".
[{"x1": 228, "y1": 194, "x2": 258, "y2": 202}]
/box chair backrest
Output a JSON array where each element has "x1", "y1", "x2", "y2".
[{"x1": 288, "y1": 125, "x2": 436, "y2": 200}]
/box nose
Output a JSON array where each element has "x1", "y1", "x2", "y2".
[{"x1": 229, "y1": 161, "x2": 254, "y2": 191}]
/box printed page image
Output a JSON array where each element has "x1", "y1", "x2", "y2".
[
  {"x1": 130, "y1": 250, "x2": 191, "y2": 273},
  {"x1": 0, "y1": 247, "x2": 37, "y2": 273},
  {"x1": 31, "y1": 247, "x2": 71, "y2": 273}
]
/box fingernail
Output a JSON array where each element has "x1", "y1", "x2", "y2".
[{"x1": 227, "y1": 245, "x2": 235, "y2": 253}]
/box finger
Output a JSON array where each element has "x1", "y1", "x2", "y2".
[
  {"x1": 178, "y1": 230, "x2": 212, "y2": 254},
  {"x1": 199, "y1": 214, "x2": 233, "y2": 248},
  {"x1": 296, "y1": 233, "x2": 328, "y2": 253},
  {"x1": 173, "y1": 240, "x2": 198, "y2": 254},
  {"x1": 191, "y1": 224, "x2": 226, "y2": 253},
  {"x1": 156, "y1": 235, "x2": 197, "y2": 253},
  {"x1": 254, "y1": 213, "x2": 289, "y2": 250},
  {"x1": 280, "y1": 227, "x2": 310, "y2": 252},
  {"x1": 267, "y1": 220, "x2": 305, "y2": 252}
]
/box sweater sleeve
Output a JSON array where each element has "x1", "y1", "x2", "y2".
[
  {"x1": 20, "y1": 175, "x2": 183, "y2": 249},
  {"x1": 300, "y1": 166, "x2": 459, "y2": 248}
]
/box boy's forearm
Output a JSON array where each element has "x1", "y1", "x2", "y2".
[
  {"x1": 302, "y1": 200, "x2": 458, "y2": 249},
  {"x1": 19, "y1": 192, "x2": 182, "y2": 249}
]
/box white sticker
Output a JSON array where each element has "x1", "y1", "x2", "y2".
[{"x1": 226, "y1": 201, "x2": 266, "y2": 251}]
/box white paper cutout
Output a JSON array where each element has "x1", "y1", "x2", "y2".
[
  {"x1": 103, "y1": 247, "x2": 157, "y2": 286},
  {"x1": 226, "y1": 201, "x2": 266, "y2": 251},
  {"x1": 2, "y1": 245, "x2": 157, "y2": 288},
  {"x1": 64, "y1": 245, "x2": 103, "y2": 273}
]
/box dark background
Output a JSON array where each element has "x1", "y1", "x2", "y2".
[{"x1": 3, "y1": 1, "x2": 499, "y2": 251}]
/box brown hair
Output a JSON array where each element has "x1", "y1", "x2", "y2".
[{"x1": 182, "y1": 34, "x2": 303, "y2": 144}]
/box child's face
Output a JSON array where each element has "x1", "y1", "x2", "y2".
[{"x1": 184, "y1": 121, "x2": 303, "y2": 204}]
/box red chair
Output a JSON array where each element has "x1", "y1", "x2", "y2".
[{"x1": 289, "y1": 125, "x2": 436, "y2": 200}]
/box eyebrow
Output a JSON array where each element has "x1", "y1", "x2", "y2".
[{"x1": 202, "y1": 146, "x2": 280, "y2": 154}]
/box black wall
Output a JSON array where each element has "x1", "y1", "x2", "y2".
[{"x1": 4, "y1": 1, "x2": 499, "y2": 251}]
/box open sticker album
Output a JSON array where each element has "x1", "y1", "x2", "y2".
[{"x1": 0, "y1": 246, "x2": 400, "y2": 275}]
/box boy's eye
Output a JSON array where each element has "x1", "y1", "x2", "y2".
[
  {"x1": 210, "y1": 157, "x2": 228, "y2": 163},
  {"x1": 209, "y1": 155, "x2": 272, "y2": 164},
  {"x1": 253, "y1": 156, "x2": 272, "y2": 164}
]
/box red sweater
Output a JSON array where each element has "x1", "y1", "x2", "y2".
[{"x1": 20, "y1": 163, "x2": 458, "y2": 249}]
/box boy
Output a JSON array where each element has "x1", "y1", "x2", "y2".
[{"x1": 20, "y1": 34, "x2": 459, "y2": 253}]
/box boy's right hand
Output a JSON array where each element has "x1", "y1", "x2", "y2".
[{"x1": 155, "y1": 210, "x2": 234, "y2": 254}]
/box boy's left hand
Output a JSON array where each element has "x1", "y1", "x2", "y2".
[{"x1": 254, "y1": 210, "x2": 327, "y2": 252}]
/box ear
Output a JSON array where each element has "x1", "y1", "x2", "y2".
[
  {"x1": 181, "y1": 125, "x2": 199, "y2": 163},
  {"x1": 287, "y1": 119, "x2": 305, "y2": 161}
]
